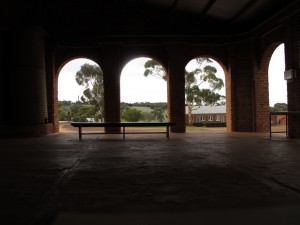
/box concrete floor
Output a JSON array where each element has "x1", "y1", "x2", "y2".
[{"x1": 1, "y1": 131, "x2": 300, "y2": 225}]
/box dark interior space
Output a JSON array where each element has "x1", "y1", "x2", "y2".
[{"x1": 1, "y1": 0, "x2": 300, "y2": 224}]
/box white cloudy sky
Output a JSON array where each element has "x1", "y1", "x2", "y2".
[
  {"x1": 268, "y1": 44, "x2": 286, "y2": 105},
  {"x1": 58, "y1": 44, "x2": 286, "y2": 106}
]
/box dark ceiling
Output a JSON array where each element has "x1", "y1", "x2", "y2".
[{"x1": 1, "y1": 0, "x2": 298, "y2": 42}]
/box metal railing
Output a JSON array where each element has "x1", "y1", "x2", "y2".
[{"x1": 270, "y1": 111, "x2": 300, "y2": 139}]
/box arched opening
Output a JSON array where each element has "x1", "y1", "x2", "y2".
[
  {"x1": 120, "y1": 57, "x2": 167, "y2": 122},
  {"x1": 268, "y1": 44, "x2": 287, "y2": 131},
  {"x1": 184, "y1": 57, "x2": 226, "y2": 132},
  {"x1": 57, "y1": 58, "x2": 103, "y2": 132},
  {"x1": 268, "y1": 44, "x2": 286, "y2": 108}
]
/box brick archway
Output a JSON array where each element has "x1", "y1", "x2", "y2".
[
  {"x1": 120, "y1": 56, "x2": 168, "y2": 120},
  {"x1": 256, "y1": 42, "x2": 284, "y2": 132},
  {"x1": 54, "y1": 57, "x2": 102, "y2": 133},
  {"x1": 183, "y1": 56, "x2": 231, "y2": 131}
]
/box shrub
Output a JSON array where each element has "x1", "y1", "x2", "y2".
[
  {"x1": 122, "y1": 108, "x2": 144, "y2": 122},
  {"x1": 193, "y1": 122, "x2": 205, "y2": 127},
  {"x1": 205, "y1": 122, "x2": 226, "y2": 127},
  {"x1": 193, "y1": 122, "x2": 226, "y2": 127}
]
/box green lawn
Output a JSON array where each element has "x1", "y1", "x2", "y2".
[
  {"x1": 186, "y1": 126, "x2": 226, "y2": 132},
  {"x1": 132, "y1": 106, "x2": 153, "y2": 113}
]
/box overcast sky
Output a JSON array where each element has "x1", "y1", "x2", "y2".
[
  {"x1": 268, "y1": 44, "x2": 286, "y2": 106},
  {"x1": 58, "y1": 44, "x2": 285, "y2": 106}
]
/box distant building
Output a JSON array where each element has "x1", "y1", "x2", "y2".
[
  {"x1": 270, "y1": 115, "x2": 286, "y2": 125},
  {"x1": 86, "y1": 118, "x2": 95, "y2": 122},
  {"x1": 185, "y1": 105, "x2": 226, "y2": 123}
]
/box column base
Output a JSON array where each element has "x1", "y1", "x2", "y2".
[
  {"x1": 105, "y1": 127, "x2": 121, "y2": 134},
  {"x1": 171, "y1": 125, "x2": 186, "y2": 133},
  {"x1": 0, "y1": 123, "x2": 53, "y2": 137}
]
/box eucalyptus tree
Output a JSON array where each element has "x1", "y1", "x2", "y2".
[
  {"x1": 75, "y1": 63, "x2": 104, "y2": 121},
  {"x1": 144, "y1": 58, "x2": 224, "y2": 124}
]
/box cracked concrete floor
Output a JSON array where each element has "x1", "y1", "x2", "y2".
[{"x1": 1, "y1": 131, "x2": 300, "y2": 225}]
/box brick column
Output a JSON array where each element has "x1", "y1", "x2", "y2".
[
  {"x1": 286, "y1": 13, "x2": 300, "y2": 138},
  {"x1": 102, "y1": 48, "x2": 121, "y2": 133},
  {"x1": 287, "y1": 79, "x2": 300, "y2": 138},
  {"x1": 229, "y1": 43, "x2": 255, "y2": 132},
  {"x1": 224, "y1": 68, "x2": 233, "y2": 132},
  {"x1": 226, "y1": 47, "x2": 235, "y2": 132},
  {"x1": 0, "y1": 32, "x2": 4, "y2": 128},
  {"x1": 167, "y1": 46, "x2": 186, "y2": 133},
  {"x1": 45, "y1": 42, "x2": 58, "y2": 132},
  {"x1": 254, "y1": 42, "x2": 270, "y2": 133},
  {"x1": 3, "y1": 27, "x2": 52, "y2": 136}
]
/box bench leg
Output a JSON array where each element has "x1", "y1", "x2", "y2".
[
  {"x1": 166, "y1": 126, "x2": 169, "y2": 138},
  {"x1": 79, "y1": 127, "x2": 82, "y2": 140}
]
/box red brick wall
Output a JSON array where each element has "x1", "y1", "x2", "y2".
[
  {"x1": 229, "y1": 42, "x2": 255, "y2": 131},
  {"x1": 271, "y1": 115, "x2": 286, "y2": 125},
  {"x1": 0, "y1": 32, "x2": 4, "y2": 126},
  {"x1": 45, "y1": 42, "x2": 58, "y2": 132},
  {"x1": 102, "y1": 50, "x2": 122, "y2": 133},
  {"x1": 167, "y1": 46, "x2": 186, "y2": 133},
  {"x1": 287, "y1": 13, "x2": 300, "y2": 138},
  {"x1": 288, "y1": 79, "x2": 300, "y2": 138},
  {"x1": 225, "y1": 51, "x2": 234, "y2": 132},
  {"x1": 186, "y1": 113, "x2": 226, "y2": 123},
  {"x1": 255, "y1": 44, "x2": 276, "y2": 132}
]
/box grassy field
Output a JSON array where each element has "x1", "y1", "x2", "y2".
[
  {"x1": 186, "y1": 126, "x2": 226, "y2": 132},
  {"x1": 132, "y1": 106, "x2": 153, "y2": 113},
  {"x1": 131, "y1": 106, "x2": 168, "y2": 121}
]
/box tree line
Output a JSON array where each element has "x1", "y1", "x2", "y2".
[
  {"x1": 59, "y1": 100, "x2": 288, "y2": 122},
  {"x1": 59, "y1": 101, "x2": 167, "y2": 122},
  {"x1": 270, "y1": 103, "x2": 287, "y2": 112}
]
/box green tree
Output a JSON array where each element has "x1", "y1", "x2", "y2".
[
  {"x1": 270, "y1": 102, "x2": 288, "y2": 112},
  {"x1": 144, "y1": 58, "x2": 225, "y2": 125},
  {"x1": 144, "y1": 60, "x2": 166, "y2": 80},
  {"x1": 141, "y1": 111, "x2": 154, "y2": 122},
  {"x1": 123, "y1": 108, "x2": 144, "y2": 122},
  {"x1": 151, "y1": 106, "x2": 166, "y2": 122},
  {"x1": 75, "y1": 63, "x2": 104, "y2": 121},
  {"x1": 71, "y1": 104, "x2": 95, "y2": 122},
  {"x1": 185, "y1": 58, "x2": 225, "y2": 124},
  {"x1": 58, "y1": 101, "x2": 72, "y2": 121},
  {"x1": 121, "y1": 102, "x2": 130, "y2": 116}
]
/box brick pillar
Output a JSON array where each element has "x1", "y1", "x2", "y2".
[
  {"x1": 286, "y1": 13, "x2": 300, "y2": 138},
  {"x1": 0, "y1": 32, "x2": 4, "y2": 127},
  {"x1": 45, "y1": 42, "x2": 58, "y2": 133},
  {"x1": 253, "y1": 68, "x2": 270, "y2": 132},
  {"x1": 287, "y1": 79, "x2": 300, "y2": 138},
  {"x1": 225, "y1": 46, "x2": 234, "y2": 132},
  {"x1": 3, "y1": 27, "x2": 52, "y2": 136},
  {"x1": 102, "y1": 49, "x2": 121, "y2": 133},
  {"x1": 167, "y1": 46, "x2": 186, "y2": 133},
  {"x1": 224, "y1": 67, "x2": 233, "y2": 132},
  {"x1": 229, "y1": 43, "x2": 255, "y2": 132},
  {"x1": 254, "y1": 43, "x2": 271, "y2": 133}
]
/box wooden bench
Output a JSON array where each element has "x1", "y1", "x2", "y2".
[{"x1": 71, "y1": 122, "x2": 176, "y2": 140}]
